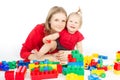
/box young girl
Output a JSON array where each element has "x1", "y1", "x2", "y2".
[{"x1": 37, "y1": 8, "x2": 84, "y2": 63}]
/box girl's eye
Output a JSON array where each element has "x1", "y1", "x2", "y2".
[
  {"x1": 75, "y1": 22, "x2": 78, "y2": 24},
  {"x1": 69, "y1": 20, "x2": 72, "y2": 22}
]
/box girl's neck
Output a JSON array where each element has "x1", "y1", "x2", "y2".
[{"x1": 68, "y1": 30, "x2": 76, "y2": 34}]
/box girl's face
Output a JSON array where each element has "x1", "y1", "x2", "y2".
[
  {"x1": 67, "y1": 15, "x2": 81, "y2": 34},
  {"x1": 49, "y1": 12, "x2": 67, "y2": 33}
]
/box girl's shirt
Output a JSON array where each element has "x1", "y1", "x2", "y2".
[{"x1": 59, "y1": 29, "x2": 84, "y2": 50}]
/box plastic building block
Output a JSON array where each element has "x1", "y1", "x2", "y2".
[
  {"x1": 8, "y1": 61, "x2": 16, "y2": 69},
  {"x1": 15, "y1": 66, "x2": 27, "y2": 80},
  {"x1": 97, "y1": 66, "x2": 108, "y2": 71},
  {"x1": 30, "y1": 69, "x2": 58, "y2": 80},
  {"x1": 0, "y1": 61, "x2": 9, "y2": 71},
  {"x1": 17, "y1": 60, "x2": 30, "y2": 68},
  {"x1": 89, "y1": 59, "x2": 98, "y2": 67},
  {"x1": 116, "y1": 51, "x2": 120, "y2": 62},
  {"x1": 65, "y1": 65, "x2": 84, "y2": 75},
  {"x1": 30, "y1": 68, "x2": 42, "y2": 80},
  {"x1": 47, "y1": 64, "x2": 57, "y2": 70},
  {"x1": 88, "y1": 74, "x2": 101, "y2": 80},
  {"x1": 84, "y1": 55, "x2": 93, "y2": 69},
  {"x1": 98, "y1": 55, "x2": 108, "y2": 60},
  {"x1": 29, "y1": 63, "x2": 35, "y2": 70},
  {"x1": 68, "y1": 62, "x2": 83, "y2": 67},
  {"x1": 68, "y1": 54, "x2": 76, "y2": 62},
  {"x1": 114, "y1": 69, "x2": 120, "y2": 75},
  {"x1": 66, "y1": 73, "x2": 84, "y2": 80},
  {"x1": 91, "y1": 69, "x2": 106, "y2": 78},
  {"x1": 92, "y1": 53, "x2": 99, "y2": 58},
  {"x1": 71, "y1": 50, "x2": 83, "y2": 62},
  {"x1": 5, "y1": 71, "x2": 14, "y2": 80},
  {"x1": 114, "y1": 62, "x2": 120, "y2": 70},
  {"x1": 57, "y1": 64, "x2": 62, "y2": 73}
]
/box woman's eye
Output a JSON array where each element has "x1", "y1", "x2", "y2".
[
  {"x1": 62, "y1": 20, "x2": 66, "y2": 22},
  {"x1": 54, "y1": 19, "x2": 59, "y2": 21}
]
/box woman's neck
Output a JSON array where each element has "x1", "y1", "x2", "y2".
[{"x1": 50, "y1": 30, "x2": 57, "y2": 34}]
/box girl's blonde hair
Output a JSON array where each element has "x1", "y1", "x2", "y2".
[
  {"x1": 67, "y1": 8, "x2": 82, "y2": 27},
  {"x1": 44, "y1": 6, "x2": 67, "y2": 35}
]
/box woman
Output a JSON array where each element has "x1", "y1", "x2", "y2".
[{"x1": 20, "y1": 6, "x2": 67, "y2": 62}]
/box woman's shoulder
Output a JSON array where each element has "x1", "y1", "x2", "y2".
[
  {"x1": 32, "y1": 23, "x2": 45, "y2": 31},
  {"x1": 35, "y1": 23, "x2": 45, "y2": 29}
]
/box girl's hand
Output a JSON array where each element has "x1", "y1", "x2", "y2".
[{"x1": 43, "y1": 36, "x2": 52, "y2": 43}]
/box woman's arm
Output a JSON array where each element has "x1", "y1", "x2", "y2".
[
  {"x1": 29, "y1": 49, "x2": 60, "y2": 62},
  {"x1": 20, "y1": 24, "x2": 44, "y2": 59}
]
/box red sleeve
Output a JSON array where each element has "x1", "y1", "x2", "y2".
[
  {"x1": 59, "y1": 29, "x2": 66, "y2": 36},
  {"x1": 77, "y1": 31, "x2": 84, "y2": 42},
  {"x1": 20, "y1": 24, "x2": 45, "y2": 59}
]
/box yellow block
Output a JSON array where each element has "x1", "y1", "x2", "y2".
[
  {"x1": 66, "y1": 73, "x2": 84, "y2": 80},
  {"x1": 48, "y1": 64, "x2": 57, "y2": 70},
  {"x1": 116, "y1": 52, "x2": 120, "y2": 58},
  {"x1": 29, "y1": 63, "x2": 35, "y2": 70},
  {"x1": 114, "y1": 70, "x2": 120, "y2": 75},
  {"x1": 107, "y1": 65, "x2": 113, "y2": 70},
  {"x1": 92, "y1": 53, "x2": 99, "y2": 58}
]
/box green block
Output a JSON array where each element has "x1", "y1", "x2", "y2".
[
  {"x1": 8, "y1": 61, "x2": 16, "y2": 69},
  {"x1": 48, "y1": 66, "x2": 53, "y2": 71},
  {"x1": 40, "y1": 67, "x2": 44, "y2": 72}
]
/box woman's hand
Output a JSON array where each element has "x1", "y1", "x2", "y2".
[
  {"x1": 53, "y1": 50, "x2": 71, "y2": 63},
  {"x1": 28, "y1": 53, "x2": 38, "y2": 60},
  {"x1": 29, "y1": 49, "x2": 60, "y2": 62}
]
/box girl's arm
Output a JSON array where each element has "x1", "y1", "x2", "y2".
[
  {"x1": 76, "y1": 41, "x2": 83, "y2": 53},
  {"x1": 43, "y1": 33, "x2": 60, "y2": 43}
]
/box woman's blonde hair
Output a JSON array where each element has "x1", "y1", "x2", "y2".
[
  {"x1": 44, "y1": 6, "x2": 67, "y2": 35},
  {"x1": 67, "y1": 8, "x2": 82, "y2": 27}
]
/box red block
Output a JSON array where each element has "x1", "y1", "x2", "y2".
[
  {"x1": 5, "y1": 71, "x2": 14, "y2": 80},
  {"x1": 57, "y1": 64, "x2": 62, "y2": 73},
  {"x1": 97, "y1": 66, "x2": 108, "y2": 71},
  {"x1": 31, "y1": 69, "x2": 42, "y2": 80},
  {"x1": 40, "y1": 70, "x2": 58, "y2": 79},
  {"x1": 117, "y1": 51, "x2": 120, "y2": 53},
  {"x1": 30, "y1": 69, "x2": 58, "y2": 80},
  {"x1": 114, "y1": 62, "x2": 120, "y2": 70},
  {"x1": 15, "y1": 66, "x2": 27, "y2": 80},
  {"x1": 68, "y1": 54, "x2": 76, "y2": 62},
  {"x1": 89, "y1": 59, "x2": 98, "y2": 66}
]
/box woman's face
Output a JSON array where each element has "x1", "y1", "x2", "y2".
[{"x1": 49, "y1": 12, "x2": 67, "y2": 33}]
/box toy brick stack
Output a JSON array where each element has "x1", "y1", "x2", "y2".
[
  {"x1": 114, "y1": 51, "x2": 120, "y2": 75},
  {"x1": 62, "y1": 50, "x2": 84, "y2": 80}
]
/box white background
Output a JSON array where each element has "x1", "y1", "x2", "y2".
[
  {"x1": 0, "y1": 0, "x2": 120, "y2": 61},
  {"x1": 0, "y1": 0, "x2": 120, "y2": 80}
]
